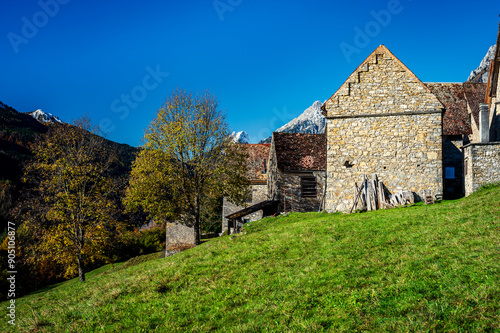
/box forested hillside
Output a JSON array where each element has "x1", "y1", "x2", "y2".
[{"x1": 0, "y1": 102, "x2": 162, "y2": 298}]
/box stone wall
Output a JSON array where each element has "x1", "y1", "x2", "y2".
[
  {"x1": 464, "y1": 142, "x2": 500, "y2": 196},
  {"x1": 274, "y1": 171, "x2": 326, "y2": 213},
  {"x1": 443, "y1": 135, "x2": 464, "y2": 199},
  {"x1": 222, "y1": 183, "x2": 268, "y2": 232},
  {"x1": 166, "y1": 222, "x2": 195, "y2": 247},
  {"x1": 325, "y1": 114, "x2": 443, "y2": 212}
]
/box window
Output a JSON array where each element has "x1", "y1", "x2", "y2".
[
  {"x1": 262, "y1": 159, "x2": 267, "y2": 174},
  {"x1": 464, "y1": 160, "x2": 468, "y2": 176},
  {"x1": 445, "y1": 167, "x2": 455, "y2": 179},
  {"x1": 301, "y1": 176, "x2": 317, "y2": 198}
]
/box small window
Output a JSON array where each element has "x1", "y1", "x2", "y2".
[
  {"x1": 445, "y1": 167, "x2": 455, "y2": 179},
  {"x1": 301, "y1": 176, "x2": 317, "y2": 198},
  {"x1": 464, "y1": 160, "x2": 468, "y2": 176},
  {"x1": 262, "y1": 159, "x2": 267, "y2": 174}
]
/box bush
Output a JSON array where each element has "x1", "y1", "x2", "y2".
[{"x1": 108, "y1": 226, "x2": 166, "y2": 263}]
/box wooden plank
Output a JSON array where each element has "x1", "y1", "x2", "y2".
[
  {"x1": 365, "y1": 177, "x2": 372, "y2": 211},
  {"x1": 371, "y1": 179, "x2": 378, "y2": 210},
  {"x1": 350, "y1": 182, "x2": 364, "y2": 213},
  {"x1": 377, "y1": 181, "x2": 385, "y2": 209}
]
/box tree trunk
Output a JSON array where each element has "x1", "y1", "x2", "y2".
[
  {"x1": 76, "y1": 252, "x2": 85, "y2": 282},
  {"x1": 194, "y1": 193, "x2": 201, "y2": 245}
]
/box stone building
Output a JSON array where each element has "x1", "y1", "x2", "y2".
[
  {"x1": 267, "y1": 132, "x2": 327, "y2": 213},
  {"x1": 222, "y1": 144, "x2": 272, "y2": 233},
  {"x1": 426, "y1": 82, "x2": 487, "y2": 199},
  {"x1": 322, "y1": 28, "x2": 500, "y2": 211},
  {"x1": 464, "y1": 22, "x2": 500, "y2": 196},
  {"x1": 322, "y1": 45, "x2": 445, "y2": 212}
]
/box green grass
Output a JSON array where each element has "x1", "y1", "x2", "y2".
[{"x1": 2, "y1": 186, "x2": 500, "y2": 332}]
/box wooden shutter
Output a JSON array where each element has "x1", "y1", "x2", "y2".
[{"x1": 301, "y1": 176, "x2": 317, "y2": 198}]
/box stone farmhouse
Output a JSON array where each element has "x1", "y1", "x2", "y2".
[
  {"x1": 322, "y1": 29, "x2": 500, "y2": 212},
  {"x1": 323, "y1": 44, "x2": 445, "y2": 212}
]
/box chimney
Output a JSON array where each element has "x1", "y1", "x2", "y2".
[{"x1": 479, "y1": 103, "x2": 490, "y2": 143}]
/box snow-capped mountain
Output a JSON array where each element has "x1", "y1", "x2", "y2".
[
  {"x1": 26, "y1": 109, "x2": 64, "y2": 124},
  {"x1": 259, "y1": 100, "x2": 325, "y2": 143},
  {"x1": 468, "y1": 45, "x2": 496, "y2": 83},
  {"x1": 276, "y1": 100, "x2": 325, "y2": 134},
  {"x1": 231, "y1": 131, "x2": 250, "y2": 144}
]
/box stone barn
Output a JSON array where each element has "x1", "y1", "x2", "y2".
[
  {"x1": 322, "y1": 45, "x2": 445, "y2": 212},
  {"x1": 267, "y1": 132, "x2": 327, "y2": 212},
  {"x1": 322, "y1": 36, "x2": 500, "y2": 212}
]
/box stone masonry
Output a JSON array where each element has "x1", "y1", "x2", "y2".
[
  {"x1": 464, "y1": 143, "x2": 500, "y2": 196},
  {"x1": 271, "y1": 171, "x2": 326, "y2": 213},
  {"x1": 323, "y1": 45, "x2": 444, "y2": 212},
  {"x1": 166, "y1": 221, "x2": 195, "y2": 247}
]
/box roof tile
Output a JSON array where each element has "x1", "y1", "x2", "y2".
[
  {"x1": 273, "y1": 132, "x2": 326, "y2": 172},
  {"x1": 425, "y1": 83, "x2": 471, "y2": 136}
]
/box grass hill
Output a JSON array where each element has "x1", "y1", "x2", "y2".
[{"x1": 2, "y1": 185, "x2": 500, "y2": 332}]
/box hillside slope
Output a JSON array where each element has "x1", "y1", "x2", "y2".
[{"x1": 2, "y1": 185, "x2": 500, "y2": 332}]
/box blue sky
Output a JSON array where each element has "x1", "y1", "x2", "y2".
[{"x1": 1, "y1": 0, "x2": 499, "y2": 146}]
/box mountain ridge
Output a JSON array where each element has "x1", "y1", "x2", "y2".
[
  {"x1": 468, "y1": 45, "x2": 496, "y2": 83},
  {"x1": 25, "y1": 109, "x2": 64, "y2": 124}
]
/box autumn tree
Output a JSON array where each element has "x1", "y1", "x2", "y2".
[
  {"x1": 125, "y1": 89, "x2": 249, "y2": 244},
  {"x1": 19, "y1": 117, "x2": 120, "y2": 282}
]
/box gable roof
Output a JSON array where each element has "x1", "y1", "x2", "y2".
[
  {"x1": 322, "y1": 45, "x2": 444, "y2": 117},
  {"x1": 273, "y1": 132, "x2": 326, "y2": 172},
  {"x1": 425, "y1": 83, "x2": 472, "y2": 135},
  {"x1": 244, "y1": 144, "x2": 270, "y2": 183},
  {"x1": 463, "y1": 82, "x2": 488, "y2": 130}
]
